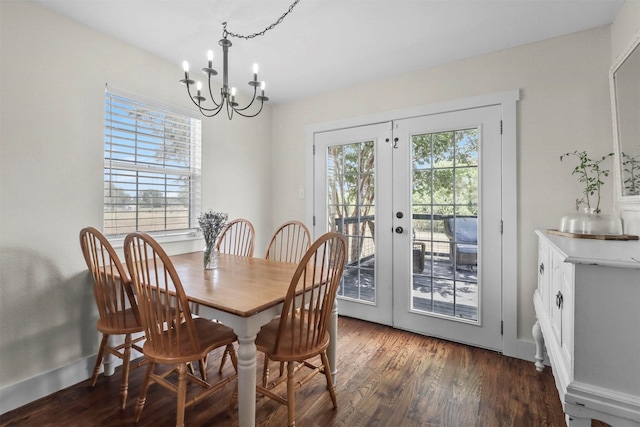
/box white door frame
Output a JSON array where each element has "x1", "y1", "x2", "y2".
[{"x1": 305, "y1": 90, "x2": 520, "y2": 358}]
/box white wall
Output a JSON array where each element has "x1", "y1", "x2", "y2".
[
  {"x1": 270, "y1": 26, "x2": 614, "y2": 342},
  {"x1": 0, "y1": 0, "x2": 272, "y2": 408}
]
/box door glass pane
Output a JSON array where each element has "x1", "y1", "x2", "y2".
[
  {"x1": 411, "y1": 129, "x2": 479, "y2": 321},
  {"x1": 327, "y1": 141, "x2": 375, "y2": 303}
]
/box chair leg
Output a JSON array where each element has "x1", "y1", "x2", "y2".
[
  {"x1": 320, "y1": 351, "x2": 337, "y2": 408},
  {"x1": 176, "y1": 363, "x2": 187, "y2": 427},
  {"x1": 91, "y1": 334, "x2": 109, "y2": 386},
  {"x1": 198, "y1": 355, "x2": 208, "y2": 382},
  {"x1": 218, "y1": 347, "x2": 228, "y2": 373},
  {"x1": 227, "y1": 344, "x2": 238, "y2": 372},
  {"x1": 287, "y1": 362, "x2": 296, "y2": 427},
  {"x1": 120, "y1": 334, "x2": 133, "y2": 410},
  {"x1": 262, "y1": 354, "x2": 270, "y2": 387},
  {"x1": 134, "y1": 362, "x2": 154, "y2": 423},
  {"x1": 220, "y1": 343, "x2": 238, "y2": 373}
]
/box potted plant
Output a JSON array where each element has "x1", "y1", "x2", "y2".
[{"x1": 560, "y1": 150, "x2": 614, "y2": 214}]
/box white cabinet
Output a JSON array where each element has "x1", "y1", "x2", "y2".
[{"x1": 533, "y1": 230, "x2": 640, "y2": 427}]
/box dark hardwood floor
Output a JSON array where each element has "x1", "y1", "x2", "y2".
[{"x1": 1, "y1": 317, "x2": 609, "y2": 426}]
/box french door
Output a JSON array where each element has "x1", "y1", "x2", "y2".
[
  {"x1": 314, "y1": 123, "x2": 393, "y2": 325},
  {"x1": 313, "y1": 105, "x2": 503, "y2": 350},
  {"x1": 392, "y1": 107, "x2": 502, "y2": 350}
]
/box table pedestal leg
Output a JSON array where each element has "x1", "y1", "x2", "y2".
[{"x1": 236, "y1": 334, "x2": 257, "y2": 427}]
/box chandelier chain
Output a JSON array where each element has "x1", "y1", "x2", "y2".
[{"x1": 223, "y1": 0, "x2": 301, "y2": 40}]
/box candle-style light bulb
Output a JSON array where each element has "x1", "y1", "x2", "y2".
[
  {"x1": 196, "y1": 81, "x2": 202, "y2": 94},
  {"x1": 231, "y1": 87, "x2": 236, "y2": 103},
  {"x1": 252, "y1": 63, "x2": 259, "y2": 81},
  {"x1": 182, "y1": 61, "x2": 190, "y2": 79},
  {"x1": 260, "y1": 81, "x2": 266, "y2": 96},
  {"x1": 207, "y1": 50, "x2": 213, "y2": 68}
]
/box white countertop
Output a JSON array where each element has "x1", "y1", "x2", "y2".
[{"x1": 536, "y1": 229, "x2": 640, "y2": 269}]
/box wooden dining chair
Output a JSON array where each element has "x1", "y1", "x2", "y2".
[
  {"x1": 264, "y1": 220, "x2": 311, "y2": 263},
  {"x1": 79, "y1": 226, "x2": 145, "y2": 410},
  {"x1": 255, "y1": 232, "x2": 347, "y2": 427},
  {"x1": 216, "y1": 218, "x2": 255, "y2": 257},
  {"x1": 259, "y1": 220, "x2": 312, "y2": 381},
  {"x1": 123, "y1": 232, "x2": 238, "y2": 427}
]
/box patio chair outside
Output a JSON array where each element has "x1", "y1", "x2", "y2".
[{"x1": 444, "y1": 217, "x2": 478, "y2": 270}]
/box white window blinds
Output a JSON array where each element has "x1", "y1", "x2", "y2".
[{"x1": 104, "y1": 88, "x2": 201, "y2": 238}]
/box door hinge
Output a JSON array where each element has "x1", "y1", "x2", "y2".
[
  {"x1": 501, "y1": 321, "x2": 504, "y2": 335},
  {"x1": 500, "y1": 120, "x2": 503, "y2": 135},
  {"x1": 313, "y1": 144, "x2": 316, "y2": 155},
  {"x1": 500, "y1": 220, "x2": 504, "y2": 234},
  {"x1": 313, "y1": 216, "x2": 316, "y2": 226}
]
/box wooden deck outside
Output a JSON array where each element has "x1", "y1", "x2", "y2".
[{"x1": 340, "y1": 248, "x2": 478, "y2": 321}]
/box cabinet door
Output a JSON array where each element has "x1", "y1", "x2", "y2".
[
  {"x1": 537, "y1": 240, "x2": 551, "y2": 313},
  {"x1": 549, "y1": 248, "x2": 564, "y2": 345},
  {"x1": 559, "y1": 261, "x2": 574, "y2": 367}
]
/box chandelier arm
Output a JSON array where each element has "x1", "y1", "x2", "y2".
[
  {"x1": 187, "y1": 89, "x2": 223, "y2": 113},
  {"x1": 206, "y1": 77, "x2": 222, "y2": 108},
  {"x1": 199, "y1": 104, "x2": 225, "y2": 118},
  {"x1": 231, "y1": 100, "x2": 264, "y2": 118},
  {"x1": 233, "y1": 86, "x2": 258, "y2": 112},
  {"x1": 184, "y1": 76, "x2": 226, "y2": 113},
  {"x1": 199, "y1": 100, "x2": 225, "y2": 117},
  {"x1": 185, "y1": 81, "x2": 225, "y2": 115}
]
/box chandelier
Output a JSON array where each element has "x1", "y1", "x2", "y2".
[{"x1": 180, "y1": 0, "x2": 301, "y2": 119}]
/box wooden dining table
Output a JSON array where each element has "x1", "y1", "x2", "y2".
[{"x1": 169, "y1": 251, "x2": 339, "y2": 427}]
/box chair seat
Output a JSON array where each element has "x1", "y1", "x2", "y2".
[
  {"x1": 256, "y1": 316, "x2": 329, "y2": 362},
  {"x1": 96, "y1": 307, "x2": 143, "y2": 334},
  {"x1": 143, "y1": 318, "x2": 236, "y2": 364}
]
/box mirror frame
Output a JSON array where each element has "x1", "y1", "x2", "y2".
[{"x1": 610, "y1": 30, "x2": 640, "y2": 203}]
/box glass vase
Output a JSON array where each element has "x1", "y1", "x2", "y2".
[{"x1": 203, "y1": 245, "x2": 219, "y2": 269}]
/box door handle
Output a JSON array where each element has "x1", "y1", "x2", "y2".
[
  {"x1": 555, "y1": 291, "x2": 563, "y2": 309},
  {"x1": 395, "y1": 226, "x2": 404, "y2": 234}
]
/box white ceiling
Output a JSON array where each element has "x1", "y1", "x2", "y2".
[{"x1": 31, "y1": 0, "x2": 623, "y2": 104}]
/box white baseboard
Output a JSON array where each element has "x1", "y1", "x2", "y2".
[
  {"x1": 0, "y1": 354, "x2": 98, "y2": 415},
  {"x1": 508, "y1": 337, "x2": 551, "y2": 366},
  {"x1": 1, "y1": 334, "x2": 144, "y2": 415}
]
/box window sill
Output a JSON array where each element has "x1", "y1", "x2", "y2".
[{"x1": 109, "y1": 230, "x2": 202, "y2": 249}]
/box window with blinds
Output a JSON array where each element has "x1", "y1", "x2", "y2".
[{"x1": 104, "y1": 88, "x2": 201, "y2": 238}]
